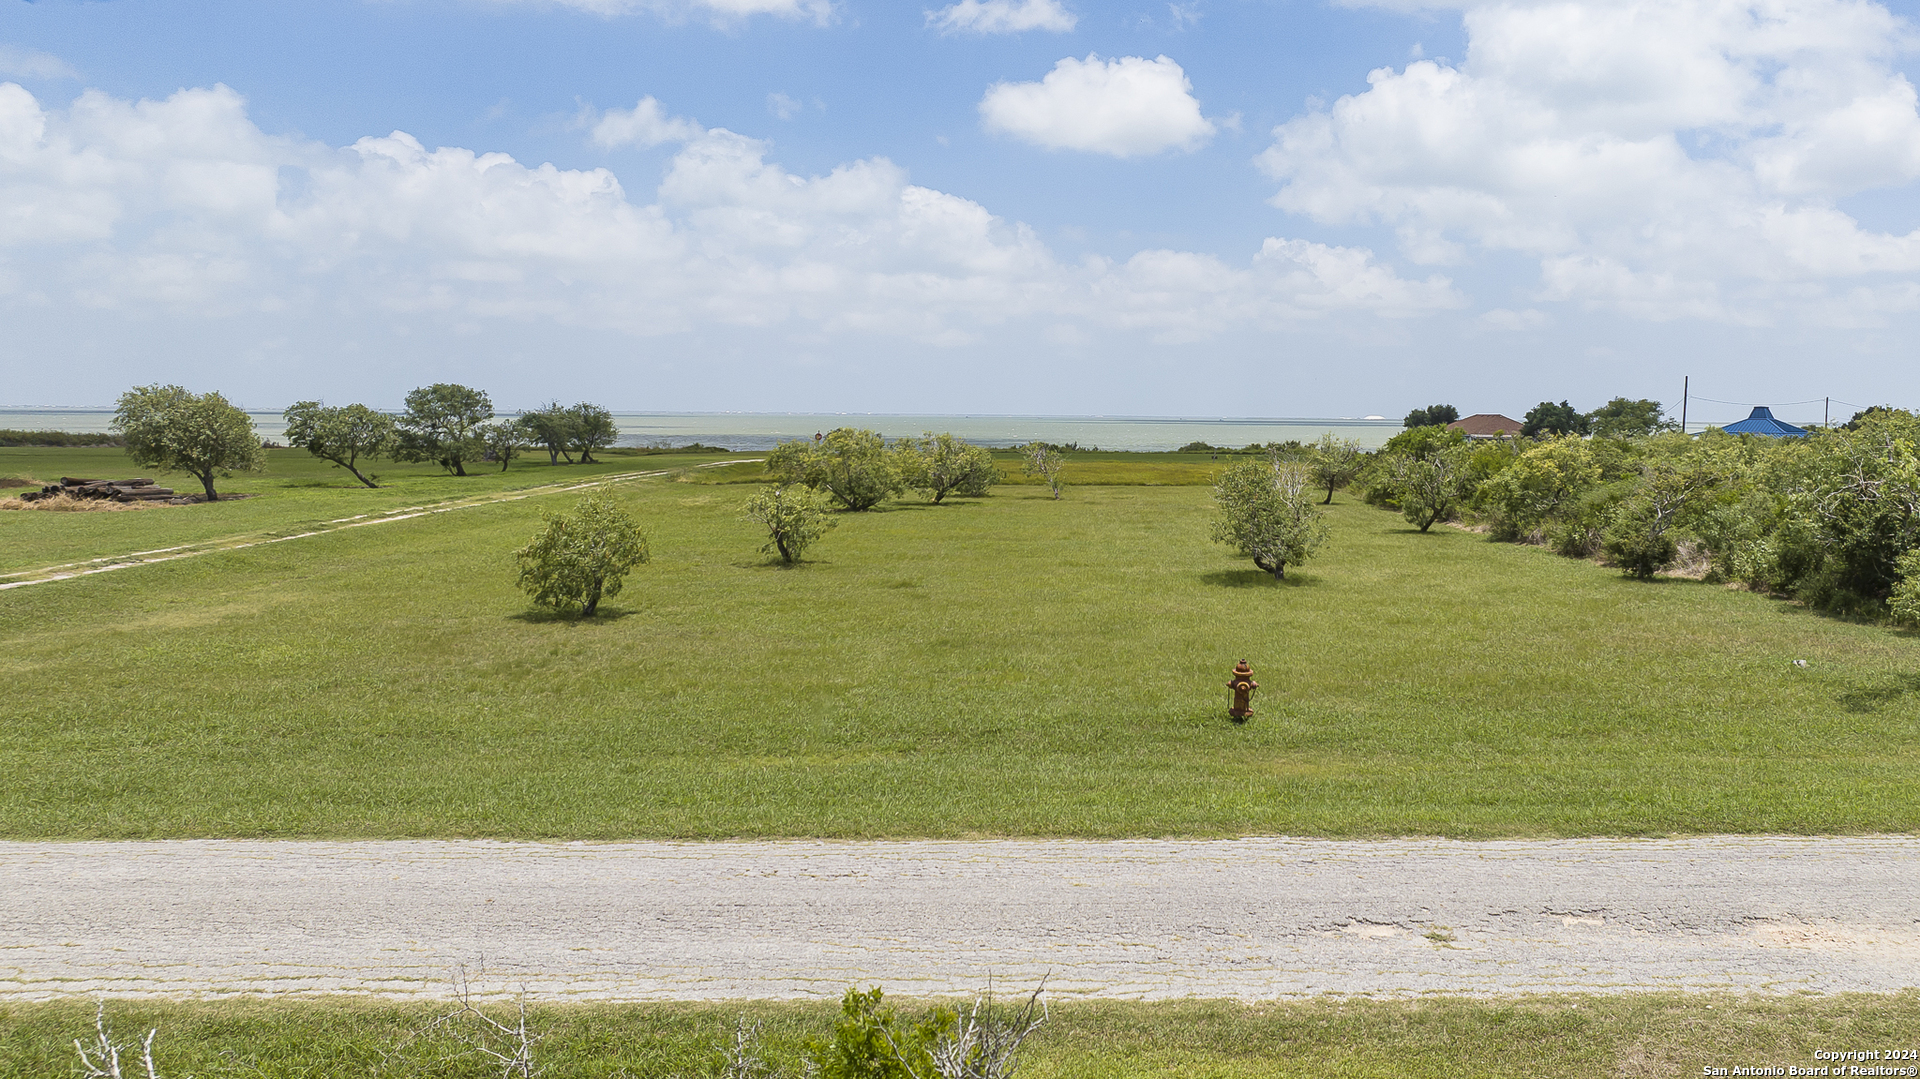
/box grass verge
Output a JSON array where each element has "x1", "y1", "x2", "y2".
[{"x1": 3, "y1": 993, "x2": 1914, "y2": 1077}]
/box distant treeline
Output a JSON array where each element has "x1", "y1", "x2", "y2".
[{"x1": 0, "y1": 429, "x2": 125, "y2": 447}]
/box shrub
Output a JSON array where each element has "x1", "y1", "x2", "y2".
[
  {"x1": 768, "y1": 429, "x2": 905, "y2": 511},
  {"x1": 744, "y1": 484, "x2": 837, "y2": 563},
  {"x1": 514, "y1": 489, "x2": 650, "y2": 617},
  {"x1": 896, "y1": 432, "x2": 999, "y2": 503},
  {"x1": 1212, "y1": 458, "x2": 1329, "y2": 578}
]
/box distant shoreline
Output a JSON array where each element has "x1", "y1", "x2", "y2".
[{"x1": 0, "y1": 410, "x2": 1406, "y2": 452}]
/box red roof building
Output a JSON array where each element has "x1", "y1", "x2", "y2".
[{"x1": 1447, "y1": 413, "x2": 1524, "y2": 439}]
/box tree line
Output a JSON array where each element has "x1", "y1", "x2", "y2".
[
  {"x1": 102, "y1": 383, "x2": 632, "y2": 498},
  {"x1": 286, "y1": 386, "x2": 620, "y2": 484},
  {"x1": 1362, "y1": 402, "x2": 1920, "y2": 621}
]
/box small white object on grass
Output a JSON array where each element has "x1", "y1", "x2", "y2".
[{"x1": 1793, "y1": 659, "x2": 1809, "y2": 668}]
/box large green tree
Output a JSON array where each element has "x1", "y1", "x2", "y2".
[
  {"x1": 1586, "y1": 397, "x2": 1673, "y2": 439},
  {"x1": 1212, "y1": 458, "x2": 1329, "y2": 579},
  {"x1": 514, "y1": 489, "x2": 650, "y2": 617},
  {"x1": 896, "y1": 432, "x2": 999, "y2": 503},
  {"x1": 1522, "y1": 400, "x2": 1592, "y2": 437},
  {"x1": 282, "y1": 401, "x2": 395, "y2": 488},
  {"x1": 113, "y1": 384, "x2": 265, "y2": 501},
  {"x1": 767, "y1": 428, "x2": 904, "y2": 511},
  {"x1": 565, "y1": 403, "x2": 619, "y2": 464},
  {"x1": 1402, "y1": 404, "x2": 1459, "y2": 428},
  {"x1": 395, "y1": 383, "x2": 492, "y2": 476},
  {"x1": 518, "y1": 403, "x2": 578, "y2": 464}
]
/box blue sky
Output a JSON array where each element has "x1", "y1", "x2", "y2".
[{"x1": 3, "y1": 0, "x2": 1919, "y2": 423}]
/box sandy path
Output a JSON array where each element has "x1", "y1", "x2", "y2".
[
  {"x1": 0, "y1": 459, "x2": 755, "y2": 591},
  {"x1": 2, "y1": 837, "x2": 1914, "y2": 1001}
]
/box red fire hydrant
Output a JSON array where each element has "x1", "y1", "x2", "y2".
[{"x1": 1227, "y1": 660, "x2": 1258, "y2": 722}]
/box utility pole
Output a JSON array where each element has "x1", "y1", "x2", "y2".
[
  {"x1": 1681, "y1": 376, "x2": 1689, "y2": 435},
  {"x1": 1825, "y1": 397, "x2": 1830, "y2": 428}
]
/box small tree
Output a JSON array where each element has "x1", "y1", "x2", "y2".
[
  {"x1": 1390, "y1": 445, "x2": 1477, "y2": 531},
  {"x1": 1306, "y1": 433, "x2": 1364, "y2": 504},
  {"x1": 514, "y1": 489, "x2": 649, "y2": 617},
  {"x1": 566, "y1": 403, "x2": 618, "y2": 464},
  {"x1": 113, "y1": 384, "x2": 265, "y2": 501},
  {"x1": 1522, "y1": 400, "x2": 1591, "y2": 438},
  {"x1": 767, "y1": 428, "x2": 904, "y2": 511},
  {"x1": 1212, "y1": 458, "x2": 1328, "y2": 579},
  {"x1": 478, "y1": 420, "x2": 523, "y2": 473},
  {"x1": 396, "y1": 383, "x2": 493, "y2": 476},
  {"x1": 897, "y1": 432, "x2": 999, "y2": 503},
  {"x1": 1403, "y1": 404, "x2": 1459, "y2": 428},
  {"x1": 744, "y1": 484, "x2": 838, "y2": 563},
  {"x1": 283, "y1": 401, "x2": 394, "y2": 488},
  {"x1": 1020, "y1": 442, "x2": 1066, "y2": 500}
]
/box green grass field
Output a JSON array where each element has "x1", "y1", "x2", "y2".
[
  {"x1": 4, "y1": 446, "x2": 1918, "y2": 839},
  {"x1": 4, "y1": 993, "x2": 1915, "y2": 1078}
]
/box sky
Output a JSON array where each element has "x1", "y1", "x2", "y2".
[{"x1": 2, "y1": 0, "x2": 1919, "y2": 423}]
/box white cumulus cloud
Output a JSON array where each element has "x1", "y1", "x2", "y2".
[
  {"x1": 0, "y1": 81, "x2": 1446, "y2": 351},
  {"x1": 1259, "y1": 0, "x2": 1920, "y2": 323},
  {"x1": 980, "y1": 53, "x2": 1215, "y2": 156},
  {"x1": 590, "y1": 97, "x2": 704, "y2": 148},
  {"x1": 928, "y1": 0, "x2": 1076, "y2": 34},
  {"x1": 482, "y1": 0, "x2": 832, "y2": 24}
]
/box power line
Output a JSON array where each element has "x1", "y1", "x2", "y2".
[{"x1": 1686, "y1": 395, "x2": 1828, "y2": 408}]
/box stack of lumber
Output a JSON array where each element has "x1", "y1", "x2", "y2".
[{"x1": 21, "y1": 477, "x2": 181, "y2": 503}]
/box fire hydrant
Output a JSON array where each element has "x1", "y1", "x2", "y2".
[{"x1": 1227, "y1": 660, "x2": 1258, "y2": 722}]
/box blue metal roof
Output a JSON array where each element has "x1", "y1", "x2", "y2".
[{"x1": 1720, "y1": 406, "x2": 1808, "y2": 438}]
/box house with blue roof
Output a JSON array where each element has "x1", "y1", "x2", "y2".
[{"x1": 1719, "y1": 406, "x2": 1808, "y2": 438}]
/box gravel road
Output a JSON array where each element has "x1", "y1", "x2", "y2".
[{"x1": 2, "y1": 837, "x2": 1914, "y2": 1001}]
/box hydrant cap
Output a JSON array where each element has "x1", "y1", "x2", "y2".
[{"x1": 1233, "y1": 660, "x2": 1252, "y2": 675}]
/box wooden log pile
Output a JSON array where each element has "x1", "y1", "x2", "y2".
[{"x1": 20, "y1": 477, "x2": 187, "y2": 504}]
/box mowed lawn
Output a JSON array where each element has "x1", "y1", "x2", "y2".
[{"x1": 3, "y1": 448, "x2": 1919, "y2": 838}]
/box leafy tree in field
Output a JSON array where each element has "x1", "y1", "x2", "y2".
[
  {"x1": 1586, "y1": 397, "x2": 1673, "y2": 439},
  {"x1": 518, "y1": 403, "x2": 578, "y2": 464},
  {"x1": 283, "y1": 401, "x2": 394, "y2": 488},
  {"x1": 743, "y1": 484, "x2": 838, "y2": 562},
  {"x1": 1389, "y1": 443, "x2": 1478, "y2": 531},
  {"x1": 395, "y1": 383, "x2": 493, "y2": 476},
  {"x1": 514, "y1": 489, "x2": 649, "y2": 617},
  {"x1": 896, "y1": 432, "x2": 999, "y2": 503},
  {"x1": 1402, "y1": 404, "x2": 1459, "y2": 428},
  {"x1": 1306, "y1": 433, "x2": 1364, "y2": 504},
  {"x1": 1020, "y1": 442, "x2": 1066, "y2": 500},
  {"x1": 1212, "y1": 458, "x2": 1329, "y2": 579},
  {"x1": 803, "y1": 987, "x2": 949, "y2": 1079},
  {"x1": 565, "y1": 403, "x2": 618, "y2": 464},
  {"x1": 478, "y1": 419, "x2": 523, "y2": 472},
  {"x1": 1521, "y1": 400, "x2": 1592, "y2": 437},
  {"x1": 767, "y1": 428, "x2": 904, "y2": 510},
  {"x1": 113, "y1": 384, "x2": 265, "y2": 501}
]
